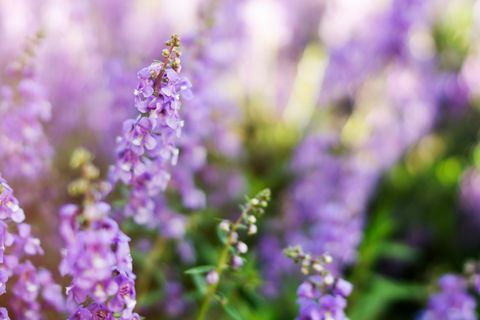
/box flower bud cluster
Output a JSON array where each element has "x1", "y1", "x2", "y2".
[
  {"x1": 218, "y1": 189, "x2": 270, "y2": 270},
  {"x1": 284, "y1": 246, "x2": 352, "y2": 320},
  {"x1": 284, "y1": 245, "x2": 333, "y2": 276}
]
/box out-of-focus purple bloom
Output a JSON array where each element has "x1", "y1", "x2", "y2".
[
  {"x1": 0, "y1": 62, "x2": 52, "y2": 184},
  {"x1": 420, "y1": 274, "x2": 476, "y2": 320},
  {"x1": 321, "y1": 0, "x2": 429, "y2": 101},
  {"x1": 175, "y1": 0, "x2": 246, "y2": 208},
  {"x1": 162, "y1": 282, "x2": 187, "y2": 318},
  {"x1": 285, "y1": 134, "x2": 368, "y2": 269},
  {"x1": 0, "y1": 308, "x2": 9, "y2": 320},
  {"x1": 259, "y1": 0, "x2": 463, "y2": 297},
  {"x1": 0, "y1": 175, "x2": 64, "y2": 318}
]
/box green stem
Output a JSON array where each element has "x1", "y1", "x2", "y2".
[
  {"x1": 137, "y1": 236, "x2": 166, "y2": 304},
  {"x1": 196, "y1": 244, "x2": 230, "y2": 320},
  {"x1": 196, "y1": 204, "x2": 252, "y2": 320}
]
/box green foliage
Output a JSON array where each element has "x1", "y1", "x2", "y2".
[{"x1": 185, "y1": 265, "x2": 215, "y2": 275}]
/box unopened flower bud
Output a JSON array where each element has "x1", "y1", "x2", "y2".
[
  {"x1": 219, "y1": 220, "x2": 230, "y2": 232},
  {"x1": 84, "y1": 163, "x2": 100, "y2": 180},
  {"x1": 248, "y1": 224, "x2": 257, "y2": 235},
  {"x1": 231, "y1": 256, "x2": 243, "y2": 269},
  {"x1": 323, "y1": 254, "x2": 333, "y2": 264},
  {"x1": 250, "y1": 198, "x2": 259, "y2": 206},
  {"x1": 237, "y1": 242, "x2": 248, "y2": 254},
  {"x1": 324, "y1": 274, "x2": 334, "y2": 286},
  {"x1": 70, "y1": 148, "x2": 92, "y2": 169},
  {"x1": 312, "y1": 263, "x2": 323, "y2": 273},
  {"x1": 229, "y1": 232, "x2": 238, "y2": 244},
  {"x1": 206, "y1": 270, "x2": 219, "y2": 285}
]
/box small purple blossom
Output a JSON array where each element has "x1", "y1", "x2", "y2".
[
  {"x1": 296, "y1": 275, "x2": 351, "y2": 320},
  {"x1": 420, "y1": 274, "x2": 476, "y2": 320}
]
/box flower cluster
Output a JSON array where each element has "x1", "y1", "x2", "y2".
[
  {"x1": 420, "y1": 274, "x2": 476, "y2": 320},
  {"x1": 111, "y1": 34, "x2": 193, "y2": 225},
  {"x1": 60, "y1": 148, "x2": 139, "y2": 319},
  {"x1": 0, "y1": 175, "x2": 63, "y2": 319},
  {"x1": 284, "y1": 246, "x2": 353, "y2": 320},
  {"x1": 0, "y1": 33, "x2": 52, "y2": 183}
]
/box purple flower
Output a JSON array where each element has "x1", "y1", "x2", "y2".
[
  {"x1": 296, "y1": 275, "x2": 352, "y2": 320},
  {"x1": 0, "y1": 175, "x2": 64, "y2": 318},
  {"x1": 111, "y1": 50, "x2": 192, "y2": 226},
  {"x1": 0, "y1": 308, "x2": 10, "y2": 320},
  {"x1": 59, "y1": 201, "x2": 137, "y2": 318},
  {"x1": 420, "y1": 274, "x2": 476, "y2": 320}
]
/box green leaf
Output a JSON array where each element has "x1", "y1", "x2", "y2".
[
  {"x1": 216, "y1": 223, "x2": 228, "y2": 245},
  {"x1": 184, "y1": 265, "x2": 215, "y2": 275},
  {"x1": 138, "y1": 288, "x2": 164, "y2": 308},
  {"x1": 192, "y1": 273, "x2": 207, "y2": 295},
  {"x1": 378, "y1": 242, "x2": 418, "y2": 262},
  {"x1": 221, "y1": 302, "x2": 243, "y2": 320},
  {"x1": 349, "y1": 275, "x2": 427, "y2": 320}
]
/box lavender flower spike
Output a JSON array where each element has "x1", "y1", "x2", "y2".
[
  {"x1": 110, "y1": 34, "x2": 192, "y2": 225},
  {"x1": 61, "y1": 148, "x2": 140, "y2": 319}
]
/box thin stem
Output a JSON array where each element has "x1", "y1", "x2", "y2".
[
  {"x1": 196, "y1": 204, "x2": 252, "y2": 320},
  {"x1": 137, "y1": 235, "x2": 167, "y2": 303}
]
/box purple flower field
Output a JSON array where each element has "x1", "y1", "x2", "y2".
[{"x1": 1, "y1": 0, "x2": 480, "y2": 319}]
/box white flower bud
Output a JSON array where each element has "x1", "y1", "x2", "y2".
[
  {"x1": 324, "y1": 274, "x2": 335, "y2": 286},
  {"x1": 323, "y1": 254, "x2": 333, "y2": 264},
  {"x1": 206, "y1": 270, "x2": 219, "y2": 285},
  {"x1": 237, "y1": 242, "x2": 248, "y2": 254},
  {"x1": 229, "y1": 232, "x2": 238, "y2": 244},
  {"x1": 219, "y1": 220, "x2": 230, "y2": 232}
]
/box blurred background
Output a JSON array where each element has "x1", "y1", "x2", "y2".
[{"x1": 1, "y1": 0, "x2": 480, "y2": 319}]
